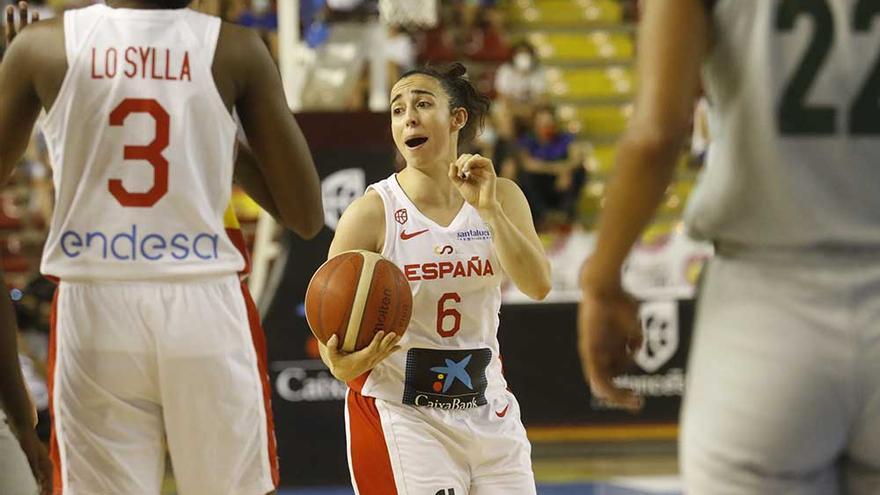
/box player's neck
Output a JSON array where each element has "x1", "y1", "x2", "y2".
[
  {"x1": 106, "y1": 1, "x2": 179, "y2": 9},
  {"x1": 397, "y1": 165, "x2": 462, "y2": 211}
]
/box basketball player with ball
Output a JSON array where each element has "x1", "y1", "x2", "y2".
[{"x1": 307, "y1": 63, "x2": 551, "y2": 494}]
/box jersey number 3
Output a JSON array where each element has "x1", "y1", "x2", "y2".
[
  {"x1": 776, "y1": 0, "x2": 880, "y2": 135},
  {"x1": 108, "y1": 98, "x2": 170, "y2": 207}
]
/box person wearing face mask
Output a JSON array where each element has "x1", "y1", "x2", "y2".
[
  {"x1": 495, "y1": 40, "x2": 545, "y2": 105},
  {"x1": 517, "y1": 106, "x2": 587, "y2": 231},
  {"x1": 492, "y1": 40, "x2": 546, "y2": 180}
]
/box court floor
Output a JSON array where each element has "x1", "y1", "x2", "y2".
[
  {"x1": 280, "y1": 478, "x2": 681, "y2": 495},
  {"x1": 159, "y1": 440, "x2": 680, "y2": 494}
]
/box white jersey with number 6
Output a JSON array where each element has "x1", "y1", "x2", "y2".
[
  {"x1": 357, "y1": 175, "x2": 508, "y2": 406},
  {"x1": 684, "y1": 0, "x2": 880, "y2": 249},
  {"x1": 40, "y1": 4, "x2": 243, "y2": 281}
]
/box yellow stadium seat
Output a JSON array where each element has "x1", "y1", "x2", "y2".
[
  {"x1": 510, "y1": 0, "x2": 623, "y2": 26},
  {"x1": 529, "y1": 32, "x2": 634, "y2": 62},
  {"x1": 545, "y1": 67, "x2": 634, "y2": 100}
]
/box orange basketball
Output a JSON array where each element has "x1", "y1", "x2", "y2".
[{"x1": 305, "y1": 250, "x2": 413, "y2": 352}]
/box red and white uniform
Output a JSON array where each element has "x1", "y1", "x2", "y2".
[
  {"x1": 41, "y1": 5, "x2": 276, "y2": 494},
  {"x1": 345, "y1": 175, "x2": 535, "y2": 495}
]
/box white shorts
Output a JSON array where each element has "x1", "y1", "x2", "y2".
[
  {"x1": 48, "y1": 275, "x2": 278, "y2": 495},
  {"x1": 681, "y1": 253, "x2": 880, "y2": 495},
  {"x1": 0, "y1": 410, "x2": 39, "y2": 495},
  {"x1": 345, "y1": 389, "x2": 535, "y2": 495}
]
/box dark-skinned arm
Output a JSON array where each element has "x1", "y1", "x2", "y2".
[
  {"x1": 0, "y1": 6, "x2": 53, "y2": 492},
  {"x1": 233, "y1": 142, "x2": 282, "y2": 220},
  {"x1": 0, "y1": 6, "x2": 42, "y2": 430},
  {"x1": 225, "y1": 24, "x2": 324, "y2": 238}
]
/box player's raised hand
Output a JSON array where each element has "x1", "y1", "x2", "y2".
[
  {"x1": 4, "y1": 1, "x2": 38, "y2": 49},
  {"x1": 323, "y1": 331, "x2": 402, "y2": 383},
  {"x1": 449, "y1": 153, "x2": 499, "y2": 214},
  {"x1": 578, "y1": 274, "x2": 644, "y2": 412}
]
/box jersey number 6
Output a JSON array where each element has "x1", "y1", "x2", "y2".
[
  {"x1": 436, "y1": 292, "x2": 462, "y2": 337},
  {"x1": 108, "y1": 98, "x2": 170, "y2": 207}
]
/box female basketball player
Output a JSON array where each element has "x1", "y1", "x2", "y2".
[
  {"x1": 320, "y1": 63, "x2": 551, "y2": 494},
  {"x1": 580, "y1": 0, "x2": 880, "y2": 493}
]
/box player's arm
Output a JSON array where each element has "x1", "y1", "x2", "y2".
[
  {"x1": 0, "y1": 19, "x2": 44, "y2": 428},
  {"x1": 232, "y1": 142, "x2": 281, "y2": 219},
  {"x1": 0, "y1": 7, "x2": 53, "y2": 493},
  {"x1": 450, "y1": 154, "x2": 550, "y2": 299},
  {"x1": 319, "y1": 192, "x2": 400, "y2": 383},
  {"x1": 578, "y1": 0, "x2": 710, "y2": 409},
  {"x1": 225, "y1": 24, "x2": 323, "y2": 239},
  {"x1": 327, "y1": 190, "x2": 384, "y2": 258},
  {"x1": 485, "y1": 178, "x2": 551, "y2": 300}
]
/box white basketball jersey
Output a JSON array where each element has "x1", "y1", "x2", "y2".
[
  {"x1": 358, "y1": 175, "x2": 508, "y2": 409},
  {"x1": 40, "y1": 5, "x2": 243, "y2": 281},
  {"x1": 684, "y1": 0, "x2": 880, "y2": 248}
]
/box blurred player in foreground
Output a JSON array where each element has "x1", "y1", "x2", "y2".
[
  {"x1": 0, "y1": 0, "x2": 323, "y2": 493},
  {"x1": 580, "y1": 0, "x2": 880, "y2": 493}
]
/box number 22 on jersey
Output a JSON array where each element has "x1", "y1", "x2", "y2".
[{"x1": 776, "y1": 0, "x2": 880, "y2": 135}]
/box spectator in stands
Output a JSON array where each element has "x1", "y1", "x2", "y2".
[
  {"x1": 492, "y1": 40, "x2": 546, "y2": 179},
  {"x1": 517, "y1": 106, "x2": 587, "y2": 231},
  {"x1": 494, "y1": 40, "x2": 546, "y2": 106},
  {"x1": 459, "y1": 0, "x2": 509, "y2": 62}
]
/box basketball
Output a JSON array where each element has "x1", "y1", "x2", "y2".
[{"x1": 305, "y1": 250, "x2": 413, "y2": 352}]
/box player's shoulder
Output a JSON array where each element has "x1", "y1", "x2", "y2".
[
  {"x1": 214, "y1": 21, "x2": 273, "y2": 88},
  {"x1": 332, "y1": 190, "x2": 386, "y2": 253},
  {"x1": 216, "y1": 21, "x2": 266, "y2": 60},
  {"x1": 495, "y1": 177, "x2": 526, "y2": 203},
  {"x1": 4, "y1": 16, "x2": 64, "y2": 65},
  {"x1": 15, "y1": 14, "x2": 63, "y2": 43},
  {"x1": 345, "y1": 189, "x2": 385, "y2": 222}
]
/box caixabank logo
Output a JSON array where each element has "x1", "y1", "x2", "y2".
[{"x1": 403, "y1": 348, "x2": 491, "y2": 410}]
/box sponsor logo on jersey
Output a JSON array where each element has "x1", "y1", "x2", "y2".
[
  {"x1": 433, "y1": 244, "x2": 454, "y2": 255},
  {"x1": 394, "y1": 208, "x2": 408, "y2": 225},
  {"x1": 435, "y1": 489, "x2": 456, "y2": 495},
  {"x1": 400, "y1": 228, "x2": 429, "y2": 240},
  {"x1": 59, "y1": 225, "x2": 221, "y2": 261},
  {"x1": 403, "y1": 257, "x2": 494, "y2": 281},
  {"x1": 403, "y1": 348, "x2": 491, "y2": 410},
  {"x1": 456, "y1": 227, "x2": 491, "y2": 241},
  {"x1": 495, "y1": 403, "x2": 510, "y2": 418}
]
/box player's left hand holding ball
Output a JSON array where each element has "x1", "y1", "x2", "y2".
[
  {"x1": 449, "y1": 154, "x2": 499, "y2": 215},
  {"x1": 323, "y1": 332, "x2": 402, "y2": 383}
]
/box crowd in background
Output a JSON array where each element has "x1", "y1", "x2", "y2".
[{"x1": 2, "y1": 0, "x2": 660, "y2": 441}]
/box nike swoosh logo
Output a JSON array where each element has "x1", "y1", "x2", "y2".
[
  {"x1": 495, "y1": 404, "x2": 510, "y2": 418},
  {"x1": 400, "y1": 228, "x2": 429, "y2": 240}
]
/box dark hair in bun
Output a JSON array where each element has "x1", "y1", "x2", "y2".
[{"x1": 399, "y1": 63, "x2": 491, "y2": 148}]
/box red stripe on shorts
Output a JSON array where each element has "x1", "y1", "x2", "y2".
[
  {"x1": 347, "y1": 390, "x2": 398, "y2": 494},
  {"x1": 239, "y1": 281, "x2": 280, "y2": 487},
  {"x1": 226, "y1": 227, "x2": 251, "y2": 276},
  {"x1": 47, "y1": 288, "x2": 62, "y2": 494}
]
